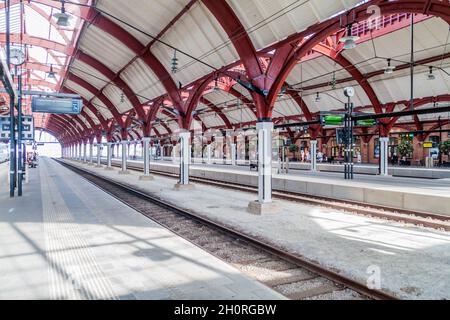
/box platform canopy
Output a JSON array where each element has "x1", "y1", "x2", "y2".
[{"x1": 1, "y1": 0, "x2": 449, "y2": 144}]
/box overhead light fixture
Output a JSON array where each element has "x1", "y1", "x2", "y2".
[
  {"x1": 330, "y1": 71, "x2": 337, "y2": 89},
  {"x1": 171, "y1": 49, "x2": 178, "y2": 73},
  {"x1": 339, "y1": 24, "x2": 360, "y2": 50},
  {"x1": 384, "y1": 59, "x2": 395, "y2": 74},
  {"x1": 427, "y1": 66, "x2": 436, "y2": 80},
  {"x1": 47, "y1": 65, "x2": 56, "y2": 79},
  {"x1": 54, "y1": 0, "x2": 71, "y2": 27},
  {"x1": 315, "y1": 92, "x2": 321, "y2": 103}
]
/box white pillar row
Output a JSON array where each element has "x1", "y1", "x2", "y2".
[
  {"x1": 119, "y1": 141, "x2": 129, "y2": 174},
  {"x1": 379, "y1": 137, "x2": 389, "y2": 176},
  {"x1": 83, "y1": 143, "x2": 87, "y2": 162},
  {"x1": 257, "y1": 122, "x2": 273, "y2": 204},
  {"x1": 96, "y1": 143, "x2": 102, "y2": 167},
  {"x1": 78, "y1": 143, "x2": 82, "y2": 161},
  {"x1": 310, "y1": 140, "x2": 317, "y2": 172},
  {"x1": 231, "y1": 143, "x2": 237, "y2": 166}
]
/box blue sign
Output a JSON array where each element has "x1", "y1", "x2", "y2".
[{"x1": 32, "y1": 96, "x2": 83, "y2": 114}]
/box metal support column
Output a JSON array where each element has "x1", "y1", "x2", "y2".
[
  {"x1": 379, "y1": 137, "x2": 390, "y2": 176},
  {"x1": 344, "y1": 101, "x2": 354, "y2": 180},
  {"x1": 17, "y1": 73, "x2": 23, "y2": 196}
]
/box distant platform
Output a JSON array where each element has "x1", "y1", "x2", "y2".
[
  {"x1": 0, "y1": 158, "x2": 283, "y2": 300},
  {"x1": 106, "y1": 158, "x2": 450, "y2": 216}
]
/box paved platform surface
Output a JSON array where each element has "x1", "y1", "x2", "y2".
[
  {"x1": 69, "y1": 158, "x2": 450, "y2": 299},
  {"x1": 0, "y1": 158, "x2": 283, "y2": 300}
]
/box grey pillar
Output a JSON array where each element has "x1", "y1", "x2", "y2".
[
  {"x1": 231, "y1": 143, "x2": 237, "y2": 166},
  {"x1": 247, "y1": 121, "x2": 280, "y2": 214},
  {"x1": 139, "y1": 137, "x2": 154, "y2": 180},
  {"x1": 206, "y1": 144, "x2": 212, "y2": 164},
  {"x1": 310, "y1": 140, "x2": 317, "y2": 172},
  {"x1": 89, "y1": 143, "x2": 94, "y2": 165},
  {"x1": 96, "y1": 143, "x2": 102, "y2": 167},
  {"x1": 119, "y1": 141, "x2": 129, "y2": 174},
  {"x1": 83, "y1": 143, "x2": 87, "y2": 162},
  {"x1": 257, "y1": 122, "x2": 273, "y2": 203},
  {"x1": 174, "y1": 131, "x2": 193, "y2": 190},
  {"x1": 78, "y1": 143, "x2": 82, "y2": 161},
  {"x1": 105, "y1": 142, "x2": 113, "y2": 170},
  {"x1": 380, "y1": 137, "x2": 389, "y2": 176}
]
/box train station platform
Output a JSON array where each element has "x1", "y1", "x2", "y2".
[
  {"x1": 108, "y1": 158, "x2": 450, "y2": 216},
  {"x1": 0, "y1": 158, "x2": 283, "y2": 300},
  {"x1": 64, "y1": 158, "x2": 450, "y2": 299}
]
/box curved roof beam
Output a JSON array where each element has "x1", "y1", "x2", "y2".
[
  {"x1": 199, "y1": 97, "x2": 233, "y2": 129},
  {"x1": 313, "y1": 43, "x2": 383, "y2": 114},
  {"x1": 52, "y1": 115, "x2": 83, "y2": 139},
  {"x1": 7, "y1": 0, "x2": 183, "y2": 112},
  {"x1": 202, "y1": 0, "x2": 266, "y2": 117},
  {"x1": 0, "y1": 33, "x2": 75, "y2": 55},
  {"x1": 66, "y1": 74, "x2": 125, "y2": 128},
  {"x1": 267, "y1": 0, "x2": 450, "y2": 109},
  {"x1": 73, "y1": 50, "x2": 146, "y2": 121},
  {"x1": 62, "y1": 87, "x2": 108, "y2": 129}
]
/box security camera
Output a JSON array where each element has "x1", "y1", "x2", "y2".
[{"x1": 344, "y1": 87, "x2": 355, "y2": 98}]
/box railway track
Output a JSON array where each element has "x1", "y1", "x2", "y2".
[
  {"x1": 102, "y1": 159, "x2": 450, "y2": 232},
  {"x1": 57, "y1": 159, "x2": 397, "y2": 300}
]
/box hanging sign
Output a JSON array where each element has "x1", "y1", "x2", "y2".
[{"x1": 32, "y1": 96, "x2": 83, "y2": 114}]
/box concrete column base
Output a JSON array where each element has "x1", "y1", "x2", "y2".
[
  {"x1": 173, "y1": 183, "x2": 195, "y2": 191},
  {"x1": 104, "y1": 167, "x2": 115, "y2": 171},
  {"x1": 139, "y1": 175, "x2": 155, "y2": 181},
  {"x1": 118, "y1": 170, "x2": 130, "y2": 175},
  {"x1": 247, "y1": 201, "x2": 281, "y2": 215}
]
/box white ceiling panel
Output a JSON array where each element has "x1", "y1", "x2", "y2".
[
  {"x1": 71, "y1": 59, "x2": 109, "y2": 89},
  {"x1": 151, "y1": 2, "x2": 239, "y2": 87},
  {"x1": 83, "y1": 108, "x2": 100, "y2": 125},
  {"x1": 102, "y1": 84, "x2": 134, "y2": 114},
  {"x1": 96, "y1": 0, "x2": 189, "y2": 45},
  {"x1": 120, "y1": 58, "x2": 166, "y2": 103},
  {"x1": 79, "y1": 25, "x2": 135, "y2": 72},
  {"x1": 343, "y1": 17, "x2": 450, "y2": 75},
  {"x1": 227, "y1": 0, "x2": 362, "y2": 50},
  {"x1": 65, "y1": 79, "x2": 95, "y2": 101},
  {"x1": 92, "y1": 98, "x2": 114, "y2": 120}
]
